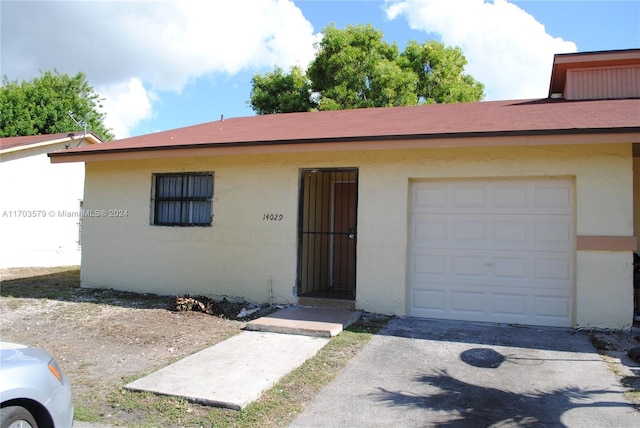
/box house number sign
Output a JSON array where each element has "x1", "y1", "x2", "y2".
[{"x1": 263, "y1": 213, "x2": 284, "y2": 221}]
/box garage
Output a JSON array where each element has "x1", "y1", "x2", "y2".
[{"x1": 408, "y1": 179, "x2": 575, "y2": 327}]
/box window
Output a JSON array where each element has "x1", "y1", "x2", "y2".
[{"x1": 151, "y1": 172, "x2": 213, "y2": 226}]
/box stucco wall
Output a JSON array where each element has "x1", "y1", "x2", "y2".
[
  {"x1": 0, "y1": 144, "x2": 84, "y2": 267},
  {"x1": 81, "y1": 143, "x2": 634, "y2": 328}
]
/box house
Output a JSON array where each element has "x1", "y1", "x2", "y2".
[
  {"x1": 0, "y1": 132, "x2": 102, "y2": 267},
  {"x1": 49, "y1": 49, "x2": 640, "y2": 329}
]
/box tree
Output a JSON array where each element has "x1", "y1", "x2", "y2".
[
  {"x1": 401, "y1": 40, "x2": 484, "y2": 104},
  {"x1": 0, "y1": 70, "x2": 114, "y2": 141},
  {"x1": 249, "y1": 24, "x2": 485, "y2": 114},
  {"x1": 249, "y1": 66, "x2": 316, "y2": 114},
  {"x1": 307, "y1": 24, "x2": 417, "y2": 110}
]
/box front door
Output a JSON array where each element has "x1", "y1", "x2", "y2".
[{"x1": 298, "y1": 168, "x2": 358, "y2": 299}]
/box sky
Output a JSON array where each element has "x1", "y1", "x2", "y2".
[{"x1": 1, "y1": 0, "x2": 639, "y2": 140}]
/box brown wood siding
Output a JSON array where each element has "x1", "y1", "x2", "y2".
[{"x1": 565, "y1": 65, "x2": 640, "y2": 100}]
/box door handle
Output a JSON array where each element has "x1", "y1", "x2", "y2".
[{"x1": 348, "y1": 233, "x2": 356, "y2": 240}]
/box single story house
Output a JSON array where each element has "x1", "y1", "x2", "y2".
[
  {"x1": 0, "y1": 132, "x2": 102, "y2": 267},
  {"x1": 50, "y1": 49, "x2": 640, "y2": 329}
]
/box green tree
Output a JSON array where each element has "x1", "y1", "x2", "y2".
[
  {"x1": 249, "y1": 24, "x2": 484, "y2": 114},
  {"x1": 401, "y1": 40, "x2": 484, "y2": 104},
  {"x1": 307, "y1": 23, "x2": 417, "y2": 110},
  {"x1": 0, "y1": 70, "x2": 114, "y2": 141},
  {"x1": 249, "y1": 66, "x2": 316, "y2": 114}
]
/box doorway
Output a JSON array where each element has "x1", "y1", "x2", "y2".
[{"x1": 297, "y1": 168, "x2": 358, "y2": 299}]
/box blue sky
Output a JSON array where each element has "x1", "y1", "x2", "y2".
[{"x1": 2, "y1": 0, "x2": 639, "y2": 139}]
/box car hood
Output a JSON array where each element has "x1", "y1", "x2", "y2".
[{"x1": 0, "y1": 341, "x2": 52, "y2": 367}]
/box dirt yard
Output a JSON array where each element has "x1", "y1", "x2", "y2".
[{"x1": 0, "y1": 267, "x2": 277, "y2": 424}]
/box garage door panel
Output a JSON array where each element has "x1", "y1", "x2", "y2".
[
  {"x1": 412, "y1": 181, "x2": 573, "y2": 215},
  {"x1": 534, "y1": 258, "x2": 573, "y2": 281},
  {"x1": 493, "y1": 293, "x2": 528, "y2": 315},
  {"x1": 493, "y1": 256, "x2": 528, "y2": 278},
  {"x1": 452, "y1": 186, "x2": 488, "y2": 209},
  {"x1": 535, "y1": 221, "x2": 573, "y2": 244},
  {"x1": 536, "y1": 184, "x2": 573, "y2": 211},
  {"x1": 410, "y1": 249, "x2": 573, "y2": 288},
  {"x1": 451, "y1": 255, "x2": 487, "y2": 277},
  {"x1": 411, "y1": 215, "x2": 573, "y2": 251},
  {"x1": 534, "y1": 294, "x2": 572, "y2": 318},
  {"x1": 409, "y1": 179, "x2": 574, "y2": 327},
  {"x1": 410, "y1": 282, "x2": 573, "y2": 327},
  {"x1": 412, "y1": 288, "x2": 446, "y2": 312},
  {"x1": 451, "y1": 290, "x2": 486, "y2": 313}
]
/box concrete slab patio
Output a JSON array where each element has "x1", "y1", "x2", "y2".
[{"x1": 125, "y1": 307, "x2": 361, "y2": 410}]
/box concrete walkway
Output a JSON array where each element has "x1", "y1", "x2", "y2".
[{"x1": 124, "y1": 307, "x2": 361, "y2": 410}]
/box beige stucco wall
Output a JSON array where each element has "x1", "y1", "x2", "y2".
[{"x1": 81, "y1": 142, "x2": 634, "y2": 328}]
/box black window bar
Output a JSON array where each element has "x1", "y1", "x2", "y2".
[
  {"x1": 153, "y1": 172, "x2": 213, "y2": 226},
  {"x1": 297, "y1": 168, "x2": 358, "y2": 299}
]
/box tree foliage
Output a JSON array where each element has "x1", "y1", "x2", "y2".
[
  {"x1": 250, "y1": 66, "x2": 315, "y2": 114},
  {"x1": 401, "y1": 40, "x2": 485, "y2": 104},
  {"x1": 249, "y1": 24, "x2": 484, "y2": 114},
  {"x1": 307, "y1": 24, "x2": 417, "y2": 110},
  {"x1": 0, "y1": 70, "x2": 114, "y2": 141}
]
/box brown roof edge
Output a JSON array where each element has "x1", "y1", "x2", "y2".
[{"x1": 48, "y1": 126, "x2": 640, "y2": 159}]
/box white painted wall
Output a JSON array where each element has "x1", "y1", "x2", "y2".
[
  {"x1": 0, "y1": 144, "x2": 84, "y2": 267},
  {"x1": 80, "y1": 142, "x2": 634, "y2": 328}
]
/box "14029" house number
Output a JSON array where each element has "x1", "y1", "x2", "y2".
[{"x1": 263, "y1": 213, "x2": 284, "y2": 221}]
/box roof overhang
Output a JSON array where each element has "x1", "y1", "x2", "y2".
[
  {"x1": 1, "y1": 133, "x2": 102, "y2": 156},
  {"x1": 49, "y1": 128, "x2": 640, "y2": 164}
]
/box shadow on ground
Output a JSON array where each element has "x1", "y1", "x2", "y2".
[{"x1": 372, "y1": 368, "x2": 632, "y2": 427}]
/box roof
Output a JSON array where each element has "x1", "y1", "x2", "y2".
[
  {"x1": 548, "y1": 49, "x2": 640, "y2": 97},
  {"x1": 1, "y1": 131, "x2": 102, "y2": 153},
  {"x1": 49, "y1": 97, "x2": 640, "y2": 162}
]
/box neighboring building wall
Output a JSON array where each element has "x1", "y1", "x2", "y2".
[
  {"x1": 81, "y1": 142, "x2": 634, "y2": 328},
  {"x1": 0, "y1": 144, "x2": 84, "y2": 267}
]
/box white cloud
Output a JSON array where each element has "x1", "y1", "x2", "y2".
[
  {"x1": 385, "y1": 0, "x2": 577, "y2": 100},
  {"x1": 1, "y1": 0, "x2": 319, "y2": 137},
  {"x1": 97, "y1": 78, "x2": 155, "y2": 139}
]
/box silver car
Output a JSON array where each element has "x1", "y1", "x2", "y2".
[{"x1": 0, "y1": 341, "x2": 74, "y2": 427}]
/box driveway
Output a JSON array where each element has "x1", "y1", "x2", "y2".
[{"x1": 290, "y1": 317, "x2": 639, "y2": 427}]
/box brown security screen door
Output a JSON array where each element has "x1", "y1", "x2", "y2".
[{"x1": 298, "y1": 168, "x2": 358, "y2": 299}]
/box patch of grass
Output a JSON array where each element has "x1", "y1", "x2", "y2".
[
  {"x1": 73, "y1": 405, "x2": 103, "y2": 423},
  {"x1": 0, "y1": 268, "x2": 175, "y2": 309},
  {"x1": 104, "y1": 313, "x2": 391, "y2": 427},
  {"x1": 624, "y1": 390, "x2": 640, "y2": 404},
  {"x1": 1, "y1": 268, "x2": 81, "y2": 299}
]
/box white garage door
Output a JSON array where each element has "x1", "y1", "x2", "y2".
[{"x1": 408, "y1": 179, "x2": 574, "y2": 327}]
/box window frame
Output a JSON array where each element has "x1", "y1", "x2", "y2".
[{"x1": 151, "y1": 172, "x2": 214, "y2": 227}]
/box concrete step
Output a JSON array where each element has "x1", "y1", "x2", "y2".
[
  {"x1": 245, "y1": 306, "x2": 361, "y2": 337},
  {"x1": 298, "y1": 296, "x2": 356, "y2": 310}
]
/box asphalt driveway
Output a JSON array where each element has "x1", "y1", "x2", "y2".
[{"x1": 290, "y1": 317, "x2": 639, "y2": 427}]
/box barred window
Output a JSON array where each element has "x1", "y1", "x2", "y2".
[{"x1": 151, "y1": 172, "x2": 213, "y2": 226}]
